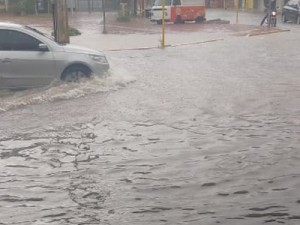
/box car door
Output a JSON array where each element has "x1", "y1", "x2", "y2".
[
  {"x1": 0, "y1": 29, "x2": 9, "y2": 88},
  {"x1": 0, "y1": 29, "x2": 56, "y2": 88}
]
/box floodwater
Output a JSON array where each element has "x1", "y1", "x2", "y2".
[{"x1": 1, "y1": 10, "x2": 300, "y2": 225}]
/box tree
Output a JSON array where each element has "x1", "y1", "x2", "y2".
[{"x1": 12, "y1": 0, "x2": 36, "y2": 15}]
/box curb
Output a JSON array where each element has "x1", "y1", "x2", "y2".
[
  {"x1": 247, "y1": 28, "x2": 290, "y2": 37},
  {"x1": 107, "y1": 38, "x2": 224, "y2": 51}
]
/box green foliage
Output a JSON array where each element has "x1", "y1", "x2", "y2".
[
  {"x1": 116, "y1": 11, "x2": 131, "y2": 22},
  {"x1": 14, "y1": 0, "x2": 36, "y2": 15},
  {"x1": 68, "y1": 27, "x2": 81, "y2": 36}
]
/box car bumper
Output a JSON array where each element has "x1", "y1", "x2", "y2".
[{"x1": 91, "y1": 62, "x2": 110, "y2": 75}]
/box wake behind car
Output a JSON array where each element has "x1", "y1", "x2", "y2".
[
  {"x1": 0, "y1": 22, "x2": 109, "y2": 89},
  {"x1": 282, "y1": 0, "x2": 300, "y2": 24}
]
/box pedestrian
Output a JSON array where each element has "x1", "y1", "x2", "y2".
[{"x1": 260, "y1": 0, "x2": 276, "y2": 26}]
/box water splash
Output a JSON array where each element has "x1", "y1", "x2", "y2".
[{"x1": 0, "y1": 67, "x2": 136, "y2": 112}]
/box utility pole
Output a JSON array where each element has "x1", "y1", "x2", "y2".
[
  {"x1": 236, "y1": 0, "x2": 239, "y2": 24},
  {"x1": 102, "y1": 0, "x2": 107, "y2": 33},
  {"x1": 88, "y1": 0, "x2": 91, "y2": 12},
  {"x1": 51, "y1": 0, "x2": 70, "y2": 44},
  {"x1": 161, "y1": 0, "x2": 165, "y2": 48}
]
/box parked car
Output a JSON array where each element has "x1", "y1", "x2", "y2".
[
  {"x1": 282, "y1": 0, "x2": 300, "y2": 24},
  {"x1": 0, "y1": 22, "x2": 109, "y2": 89}
]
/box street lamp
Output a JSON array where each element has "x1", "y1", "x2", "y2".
[{"x1": 161, "y1": 0, "x2": 165, "y2": 48}]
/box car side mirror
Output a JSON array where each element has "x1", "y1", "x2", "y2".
[{"x1": 39, "y1": 43, "x2": 49, "y2": 51}]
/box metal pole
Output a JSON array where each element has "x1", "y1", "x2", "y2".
[
  {"x1": 102, "y1": 0, "x2": 107, "y2": 33},
  {"x1": 71, "y1": 0, "x2": 74, "y2": 14},
  {"x1": 268, "y1": 0, "x2": 271, "y2": 27},
  {"x1": 236, "y1": 0, "x2": 239, "y2": 24},
  {"x1": 88, "y1": 0, "x2": 91, "y2": 12},
  {"x1": 161, "y1": 0, "x2": 165, "y2": 48}
]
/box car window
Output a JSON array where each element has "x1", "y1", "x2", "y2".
[
  {"x1": 0, "y1": 30, "x2": 11, "y2": 50},
  {"x1": 173, "y1": 0, "x2": 181, "y2": 6},
  {"x1": 0, "y1": 29, "x2": 42, "y2": 51}
]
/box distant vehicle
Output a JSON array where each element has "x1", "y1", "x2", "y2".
[
  {"x1": 270, "y1": 10, "x2": 277, "y2": 26},
  {"x1": 261, "y1": 9, "x2": 277, "y2": 27},
  {"x1": 282, "y1": 0, "x2": 300, "y2": 24},
  {"x1": 0, "y1": 22, "x2": 109, "y2": 89},
  {"x1": 150, "y1": 0, "x2": 206, "y2": 24}
]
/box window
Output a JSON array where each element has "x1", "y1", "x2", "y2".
[
  {"x1": 154, "y1": 0, "x2": 172, "y2": 6},
  {"x1": 173, "y1": 0, "x2": 181, "y2": 6},
  {"x1": 0, "y1": 29, "x2": 42, "y2": 51},
  {"x1": 0, "y1": 30, "x2": 10, "y2": 51}
]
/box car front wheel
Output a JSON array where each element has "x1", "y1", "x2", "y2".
[{"x1": 61, "y1": 65, "x2": 92, "y2": 82}]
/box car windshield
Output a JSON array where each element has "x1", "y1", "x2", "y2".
[{"x1": 24, "y1": 25, "x2": 62, "y2": 44}]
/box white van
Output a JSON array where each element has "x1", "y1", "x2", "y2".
[{"x1": 150, "y1": 0, "x2": 206, "y2": 24}]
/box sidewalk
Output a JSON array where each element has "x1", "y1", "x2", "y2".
[
  {"x1": 0, "y1": 9, "x2": 289, "y2": 51},
  {"x1": 69, "y1": 9, "x2": 289, "y2": 51}
]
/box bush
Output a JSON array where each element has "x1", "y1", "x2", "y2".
[
  {"x1": 117, "y1": 11, "x2": 131, "y2": 22},
  {"x1": 68, "y1": 27, "x2": 81, "y2": 36},
  {"x1": 14, "y1": 0, "x2": 35, "y2": 15}
]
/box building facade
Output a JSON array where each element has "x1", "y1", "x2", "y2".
[{"x1": 206, "y1": 0, "x2": 285, "y2": 11}]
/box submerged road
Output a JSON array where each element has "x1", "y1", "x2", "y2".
[{"x1": 1, "y1": 9, "x2": 300, "y2": 225}]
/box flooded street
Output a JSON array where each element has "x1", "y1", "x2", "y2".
[{"x1": 1, "y1": 10, "x2": 300, "y2": 225}]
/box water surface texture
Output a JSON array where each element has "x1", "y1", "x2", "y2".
[{"x1": 1, "y1": 10, "x2": 300, "y2": 225}]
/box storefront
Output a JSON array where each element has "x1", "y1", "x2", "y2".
[
  {"x1": 205, "y1": 0, "x2": 235, "y2": 9},
  {"x1": 205, "y1": 0, "x2": 285, "y2": 11}
]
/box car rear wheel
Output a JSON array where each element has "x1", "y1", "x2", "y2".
[
  {"x1": 297, "y1": 16, "x2": 300, "y2": 24},
  {"x1": 61, "y1": 65, "x2": 92, "y2": 82}
]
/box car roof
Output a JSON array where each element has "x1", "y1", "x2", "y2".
[{"x1": 0, "y1": 22, "x2": 24, "y2": 29}]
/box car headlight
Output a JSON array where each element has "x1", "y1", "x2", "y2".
[
  {"x1": 272, "y1": 11, "x2": 276, "y2": 16},
  {"x1": 89, "y1": 54, "x2": 108, "y2": 64}
]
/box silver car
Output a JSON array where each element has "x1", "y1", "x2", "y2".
[{"x1": 0, "y1": 22, "x2": 110, "y2": 89}]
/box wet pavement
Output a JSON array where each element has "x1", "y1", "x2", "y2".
[
  {"x1": 0, "y1": 9, "x2": 291, "y2": 50},
  {"x1": 1, "y1": 8, "x2": 300, "y2": 225}
]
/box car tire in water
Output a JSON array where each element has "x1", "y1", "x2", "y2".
[{"x1": 61, "y1": 65, "x2": 92, "y2": 82}]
